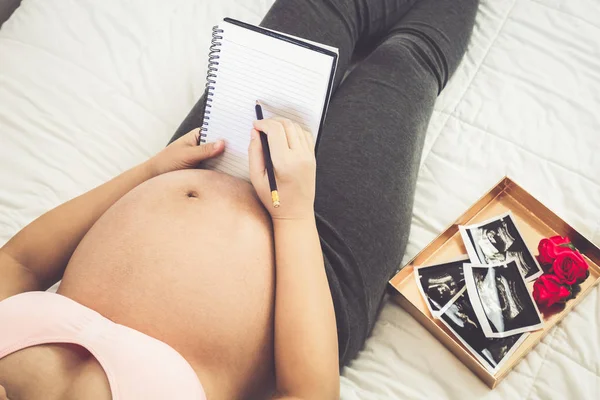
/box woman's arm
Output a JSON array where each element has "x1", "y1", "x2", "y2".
[
  {"x1": 249, "y1": 119, "x2": 339, "y2": 399},
  {"x1": 0, "y1": 130, "x2": 224, "y2": 298},
  {"x1": 0, "y1": 162, "x2": 154, "y2": 297},
  {"x1": 272, "y1": 218, "x2": 339, "y2": 399}
]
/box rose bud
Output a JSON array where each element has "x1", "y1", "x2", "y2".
[
  {"x1": 551, "y1": 250, "x2": 589, "y2": 285},
  {"x1": 533, "y1": 274, "x2": 572, "y2": 308},
  {"x1": 537, "y1": 236, "x2": 571, "y2": 265}
]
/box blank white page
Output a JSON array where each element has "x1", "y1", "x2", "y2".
[{"x1": 202, "y1": 20, "x2": 337, "y2": 180}]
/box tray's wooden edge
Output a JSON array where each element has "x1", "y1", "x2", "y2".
[
  {"x1": 388, "y1": 176, "x2": 600, "y2": 388},
  {"x1": 492, "y1": 268, "x2": 600, "y2": 384},
  {"x1": 388, "y1": 177, "x2": 510, "y2": 284},
  {"x1": 505, "y1": 178, "x2": 600, "y2": 265},
  {"x1": 388, "y1": 177, "x2": 511, "y2": 387},
  {"x1": 390, "y1": 291, "x2": 496, "y2": 388}
]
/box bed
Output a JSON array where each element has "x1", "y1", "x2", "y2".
[{"x1": 1, "y1": 0, "x2": 598, "y2": 398}]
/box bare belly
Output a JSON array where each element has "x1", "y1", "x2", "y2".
[{"x1": 3, "y1": 170, "x2": 276, "y2": 400}]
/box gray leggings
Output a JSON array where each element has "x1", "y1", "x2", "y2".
[{"x1": 171, "y1": 0, "x2": 479, "y2": 366}]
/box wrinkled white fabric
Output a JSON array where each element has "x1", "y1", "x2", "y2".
[{"x1": 1, "y1": 0, "x2": 598, "y2": 398}]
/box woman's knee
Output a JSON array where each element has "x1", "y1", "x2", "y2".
[
  {"x1": 385, "y1": 31, "x2": 449, "y2": 94},
  {"x1": 384, "y1": 0, "x2": 479, "y2": 92}
]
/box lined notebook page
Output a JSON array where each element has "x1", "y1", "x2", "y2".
[{"x1": 203, "y1": 20, "x2": 337, "y2": 180}]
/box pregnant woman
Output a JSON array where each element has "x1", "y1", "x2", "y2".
[{"x1": 0, "y1": 0, "x2": 478, "y2": 399}]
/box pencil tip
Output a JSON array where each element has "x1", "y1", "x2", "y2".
[{"x1": 256, "y1": 100, "x2": 260, "y2": 105}]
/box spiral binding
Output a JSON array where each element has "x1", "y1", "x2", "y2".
[{"x1": 199, "y1": 25, "x2": 224, "y2": 144}]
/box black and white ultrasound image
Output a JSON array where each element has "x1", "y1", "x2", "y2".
[
  {"x1": 440, "y1": 290, "x2": 525, "y2": 372},
  {"x1": 465, "y1": 215, "x2": 541, "y2": 280},
  {"x1": 418, "y1": 259, "x2": 466, "y2": 312},
  {"x1": 472, "y1": 260, "x2": 542, "y2": 335}
]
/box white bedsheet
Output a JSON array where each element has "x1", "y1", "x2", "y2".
[{"x1": 1, "y1": 0, "x2": 598, "y2": 398}]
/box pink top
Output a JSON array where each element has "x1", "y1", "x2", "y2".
[{"x1": 0, "y1": 292, "x2": 206, "y2": 399}]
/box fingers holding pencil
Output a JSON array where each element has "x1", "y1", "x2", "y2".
[
  {"x1": 248, "y1": 128, "x2": 266, "y2": 177},
  {"x1": 253, "y1": 118, "x2": 312, "y2": 153},
  {"x1": 253, "y1": 119, "x2": 289, "y2": 166},
  {"x1": 254, "y1": 102, "x2": 281, "y2": 208},
  {"x1": 249, "y1": 115, "x2": 317, "y2": 221}
]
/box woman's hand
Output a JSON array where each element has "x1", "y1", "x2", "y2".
[
  {"x1": 248, "y1": 118, "x2": 316, "y2": 221},
  {"x1": 148, "y1": 128, "x2": 224, "y2": 176}
]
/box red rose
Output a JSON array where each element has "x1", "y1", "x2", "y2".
[
  {"x1": 551, "y1": 250, "x2": 589, "y2": 285},
  {"x1": 533, "y1": 274, "x2": 572, "y2": 308},
  {"x1": 537, "y1": 236, "x2": 572, "y2": 265}
]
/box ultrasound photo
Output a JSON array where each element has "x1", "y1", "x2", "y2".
[
  {"x1": 439, "y1": 288, "x2": 528, "y2": 374},
  {"x1": 415, "y1": 256, "x2": 469, "y2": 317},
  {"x1": 464, "y1": 260, "x2": 544, "y2": 338},
  {"x1": 458, "y1": 212, "x2": 543, "y2": 281}
]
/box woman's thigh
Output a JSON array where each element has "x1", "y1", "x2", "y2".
[{"x1": 318, "y1": 0, "x2": 479, "y2": 363}]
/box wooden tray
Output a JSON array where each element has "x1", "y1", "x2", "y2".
[{"x1": 388, "y1": 177, "x2": 600, "y2": 388}]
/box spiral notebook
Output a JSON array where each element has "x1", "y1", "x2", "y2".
[{"x1": 200, "y1": 18, "x2": 339, "y2": 180}]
